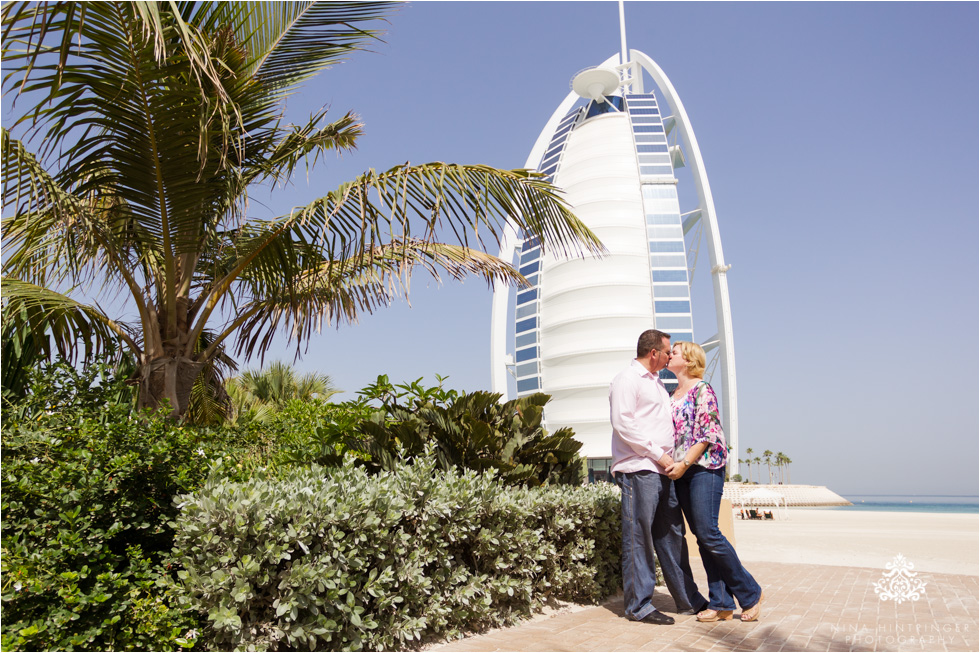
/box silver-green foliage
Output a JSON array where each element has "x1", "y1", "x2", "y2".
[{"x1": 171, "y1": 453, "x2": 621, "y2": 651}]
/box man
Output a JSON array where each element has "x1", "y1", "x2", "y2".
[{"x1": 609, "y1": 329, "x2": 706, "y2": 625}]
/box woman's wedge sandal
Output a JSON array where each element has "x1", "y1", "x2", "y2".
[
  {"x1": 740, "y1": 592, "x2": 766, "y2": 622},
  {"x1": 696, "y1": 609, "x2": 734, "y2": 622}
]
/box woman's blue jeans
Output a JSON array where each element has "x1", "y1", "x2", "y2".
[
  {"x1": 674, "y1": 465, "x2": 762, "y2": 610},
  {"x1": 615, "y1": 470, "x2": 705, "y2": 620}
]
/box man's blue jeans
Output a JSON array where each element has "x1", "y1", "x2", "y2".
[
  {"x1": 674, "y1": 465, "x2": 762, "y2": 610},
  {"x1": 615, "y1": 470, "x2": 706, "y2": 620}
]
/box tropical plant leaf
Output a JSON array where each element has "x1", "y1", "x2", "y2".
[{"x1": 0, "y1": 277, "x2": 134, "y2": 364}]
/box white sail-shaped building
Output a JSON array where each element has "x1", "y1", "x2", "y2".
[{"x1": 490, "y1": 48, "x2": 739, "y2": 481}]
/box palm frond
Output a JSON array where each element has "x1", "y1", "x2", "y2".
[
  {"x1": 211, "y1": 237, "x2": 527, "y2": 362},
  {"x1": 299, "y1": 162, "x2": 605, "y2": 268},
  {"x1": 245, "y1": 109, "x2": 363, "y2": 187},
  {"x1": 0, "y1": 277, "x2": 137, "y2": 364},
  {"x1": 232, "y1": 2, "x2": 397, "y2": 97},
  {"x1": 1, "y1": 128, "x2": 84, "y2": 285}
]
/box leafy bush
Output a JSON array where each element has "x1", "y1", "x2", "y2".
[
  {"x1": 353, "y1": 376, "x2": 585, "y2": 486},
  {"x1": 171, "y1": 452, "x2": 621, "y2": 651},
  {"x1": 259, "y1": 399, "x2": 376, "y2": 470},
  {"x1": 0, "y1": 362, "x2": 226, "y2": 650}
]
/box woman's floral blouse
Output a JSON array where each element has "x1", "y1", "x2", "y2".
[{"x1": 671, "y1": 380, "x2": 728, "y2": 469}]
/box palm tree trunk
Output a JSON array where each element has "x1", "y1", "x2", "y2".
[{"x1": 138, "y1": 355, "x2": 205, "y2": 419}]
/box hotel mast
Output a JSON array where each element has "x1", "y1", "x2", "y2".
[{"x1": 490, "y1": 5, "x2": 740, "y2": 479}]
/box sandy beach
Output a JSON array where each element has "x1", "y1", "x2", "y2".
[{"x1": 732, "y1": 508, "x2": 979, "y2": 576}]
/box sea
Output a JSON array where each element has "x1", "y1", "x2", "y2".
[{"x1": 832, "y1": 495, "x2": 979, "y2": 514}]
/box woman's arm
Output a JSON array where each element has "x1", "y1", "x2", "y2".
[{"x1": 666, "y1": 441, "x2": 708, "y2": 479}]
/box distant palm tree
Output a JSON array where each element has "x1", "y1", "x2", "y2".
[
  {"x1": 738, "y1": 459, "x2": 751, "y2": 483},
  {"x1": 227, "y1": 361, "x2": 338, "y2": 423},
  {"x1": 753, "y1": 456, "x2": 761, "y2": 483},
  {"x1": 775, "y1": 451, "x2": 787, "y2": 484},
  {"x1": 783, "y1": 455, "x2": 793, "y2": 484},
  {"x1": 763, "y1": 450, "x2": 774, "y2": 484},
  {"x1": 745, "y1": 447, "x2": 754, "y2": 483}
]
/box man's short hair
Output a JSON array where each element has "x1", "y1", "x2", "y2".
[{"x1": 636, "y1": 329, "x2": 671, "y2": 358}]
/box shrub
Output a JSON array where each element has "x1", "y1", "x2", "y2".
[
  {"x1": 354, "y1": 376, "x2": 585, "y2": 486},
  {"x1": 0, "y1": 362, "x2": 224, "y2": 650},
  {"x1": 260, "y1": 399, "x2": 376, "y2": 470},
  {"x1": 171, "y1": 453, "x2": 621, "y2": 651}
]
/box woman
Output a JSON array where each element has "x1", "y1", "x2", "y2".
[{"x1": 666, "y1": 341, "x2": 765, "y2": 622}]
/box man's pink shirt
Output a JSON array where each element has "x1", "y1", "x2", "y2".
[{"x1": 609, "y1": 359, "x2": 674, "y2": 475}]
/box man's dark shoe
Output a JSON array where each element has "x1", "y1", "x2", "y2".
[
  {"x1": 636, "y1": 610, "x2": 675, "y2": 625},
  {"x1": 677, "y1": 601, "x2": 710, "y2": 616}
]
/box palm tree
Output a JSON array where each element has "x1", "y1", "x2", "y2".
[
  {"x1": 227, "y1": 361, "x2": 338, "y2": 423},
  {"x1": 775, "y1": 451, "x2": 787, "y2": 484},
  {"x1": 783, "y1": 455, "x2": 793, "y2": 484},
  {"x1": 752, "y1": 456, "x2": 761, "y2": 483},
  {"x1": 763, "y1": 450, "x2": 774, "y2": 484},
  {"x1": 1, "y1": 2, "x2": 602, "y2": 420},
  {"x1": 744, "y1": 447, "x2": 754, "y2": 483}
]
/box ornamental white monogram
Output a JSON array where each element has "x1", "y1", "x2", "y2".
[{"x1": 873, "y1": 554, "x2": 927, "y2": 604}]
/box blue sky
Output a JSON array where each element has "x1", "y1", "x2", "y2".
[
  {"x1": 251, "y1": 1, "x2": 978, "y2": 497},
  {"x1": 8, "y1": 2, "x2": 977, "y2": 497}
]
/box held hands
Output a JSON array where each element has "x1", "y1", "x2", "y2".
[
  {"x1": 665, "y1": 461, "x2": 687, "y2": 480},
  {"x1": 658, "y1": 453, "x2": 689, "y2": 479}
]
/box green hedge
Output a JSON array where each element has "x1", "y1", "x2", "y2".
[
  {"x1": 171, "y1": 453, "x2": 621, "y2": 651},
  {"x1": 0, "y1": 403, "x2": 209, "y2": 651}
]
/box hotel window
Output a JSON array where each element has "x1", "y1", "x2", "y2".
[
  {"x1": 519, "y1": 260, "x2": 540, "y2": 276},
  {"x1": 516, "y1": 332, "x2": 536, "y2": 348},
  {"x1": 515, "y1": 362, "x2": 538, "y2": 378},
  {"x1": 657, "y1": 316, "x2": 693, "y2": 330},
  {"x1": 650, "y1": 241, "x2": 684, "y2": 252},
  {"x1": 516, "y1": 317, "x2": 537, "y2": 333},
  {"x1": 519, "y1": 250, "x2": 539, "y2": 265},
  {"x1": 517, "y1": 378, "x2": 539, "y2": 393},
  {"x1": 517, "y1": 288, "x2": 538, "y2": 305},
  {"x1": 588, "y1": 458, "x2": 613, "y2": 484},
  {"x1": 655, "y1": 301, "x2": 691, "y2": 314},
  {"x1": 515, "y1": 346, "x2": 538, "y2": 362},
  {"x1": 648, "y1": 225, "x2": 684, "y2": 238},
  {"x1": 643, "y1": 186, "x2": 678, "y2": 199},
  {"x1": 650, "y1": 254, "x2": 687, "y2": 267},
  {"x1": 516, "y1": 303, "x2": 537, "y2": 319},
  {"x1": 653, "y1": 285, "x2": 690, "y2": 298},
  {"x1": 522, "y1": 236, "x2": 541, "y2": 251},
  {"x1": 653, "y1": 270, "x2": 688, "y2": 283},
  {"x1": 647, "y1": 214, "x2": 681, "y2": 225}
]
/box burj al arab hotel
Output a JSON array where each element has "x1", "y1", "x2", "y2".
[{"x1": 490, "y1": 16, "x2": 740, "y2": 480}]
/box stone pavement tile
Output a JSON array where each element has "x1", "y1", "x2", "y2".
[{"x1": 430, "y1": 562, "x2": 978, "y2": 652}]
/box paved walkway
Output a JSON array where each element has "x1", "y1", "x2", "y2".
[{"x1": 430, "y1": 562, "x2": 979, "y2": 652}]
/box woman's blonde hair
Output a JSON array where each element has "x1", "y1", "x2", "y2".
[{"x1": 673, "y1": 341, "x2": 706, "y2": 378}]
